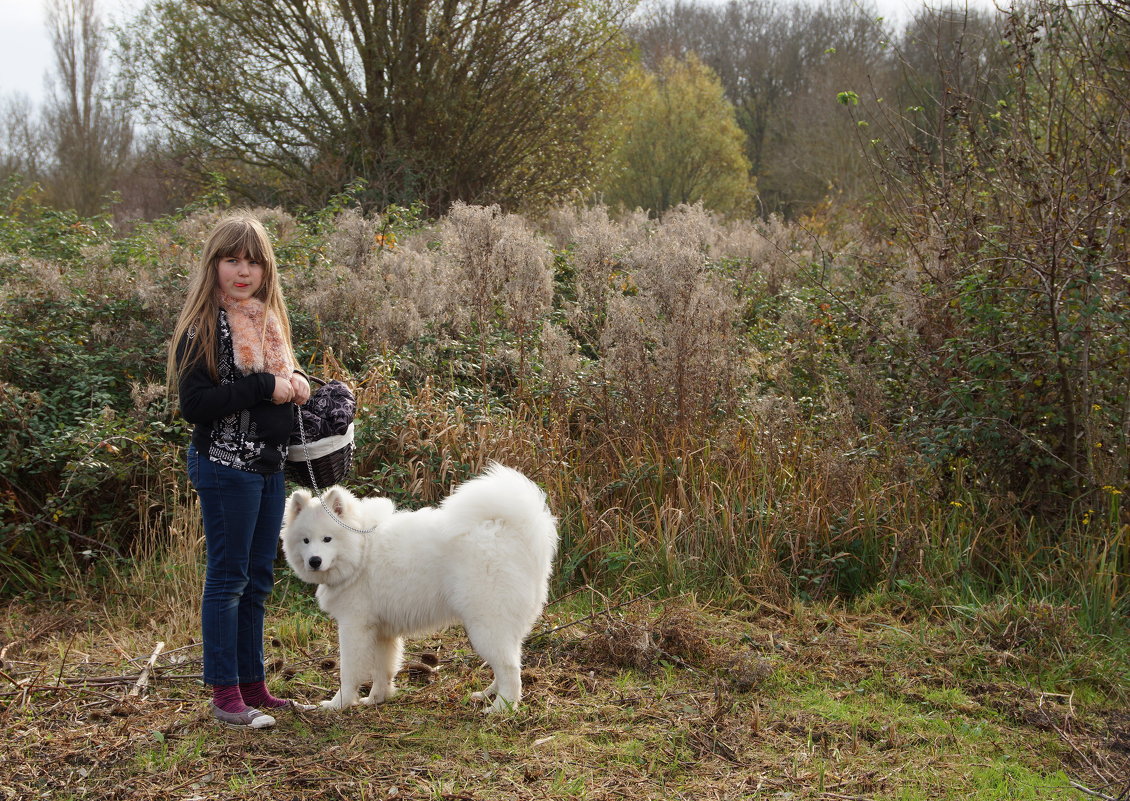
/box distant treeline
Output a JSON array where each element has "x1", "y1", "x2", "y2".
[{"x1": 3, "y1": 0, "x2": 1016, "y2": 221}]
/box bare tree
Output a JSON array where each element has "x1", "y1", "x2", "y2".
[
  {"x1": 124, "y1": 0, "x2": 633, "y2": 212},
  {"x1": 43, "y1": 0, "x2": 133, "y2": 215},
  {"x1": 889, "y1": 5, "x2": 1011, "y2": 164},
  {"x1": 0, "y1": 94, "x2": 47, "y2": 185}
]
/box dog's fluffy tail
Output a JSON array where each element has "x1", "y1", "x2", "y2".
[{"x1": 442, "y1": 462, "x2": 559, "y2": 561}]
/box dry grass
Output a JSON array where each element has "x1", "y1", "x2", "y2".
[
  {"x1": 338, "y1": 363, "x2": 928, "y2": 603},
  {"x1": 2, "y1": 577, "x2": 1127, "y2": 801}
]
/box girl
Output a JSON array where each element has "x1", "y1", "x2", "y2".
[{"x1": 167, "y1": 215, "x2": 314, "y2": 729}]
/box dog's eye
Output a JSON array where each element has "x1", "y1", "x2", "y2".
[
  {"x1": 302, "y1": 538, "x2": 309, "y2": 544},
  {"x1": 323, "y1": 536, "x2": 332, "y2": 543}
]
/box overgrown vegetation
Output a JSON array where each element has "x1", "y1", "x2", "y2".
[
  {"x1": 845, "y1": 2, "x2": 1129, "y2": 506},
  {"x1": 0, "y1": 2, "x2": 1126, "y2": 796},
  {"x1": 0, "y1": 182, "x2": 1124, "y2": 631}
]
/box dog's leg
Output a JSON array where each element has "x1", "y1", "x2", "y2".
[
  {"x1": 466, "y1": 627, "x2": 523, "y2": 713},
  {"x1": 320, "y1": 622, "x2": 366, "y2": 711},
  {"x1": 361, "y1": 636, "x2": 402, "y2": 705}
]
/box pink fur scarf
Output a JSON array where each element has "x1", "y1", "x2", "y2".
[{"x1": 217, "y1": 292, "x2": 293, "y2": 381}]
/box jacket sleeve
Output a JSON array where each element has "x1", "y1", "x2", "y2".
[{"x1": 175, "y1": 334, "x2": 276, "y2": 424}]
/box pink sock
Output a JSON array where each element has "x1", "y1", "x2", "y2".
[
  {"x1": 212, "y1": 684, "x2": 247, "y2": 714},
  {"x1": 239, "y1": 680, "x2": 286, "y2": 709}
]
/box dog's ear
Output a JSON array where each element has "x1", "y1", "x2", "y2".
[
  {"x1": 285, "y1": 489, "x2": 312, "y2": 524},
  {"x1": 322, "y1": 485, "x2": 353, "y2": 518}
]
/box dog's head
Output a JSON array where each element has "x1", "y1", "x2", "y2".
[{"x1": 281, "y1": 486, "x2": 366, "y2": 586}]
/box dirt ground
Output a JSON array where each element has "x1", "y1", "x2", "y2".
[{"x1": 2, "y1": 595, "x2": 1128, "y2": 800}]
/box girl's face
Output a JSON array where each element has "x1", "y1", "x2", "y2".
[{"x1": 216, "y1": 253, "x2": 264, "y2": 300}]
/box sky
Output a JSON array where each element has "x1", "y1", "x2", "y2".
[
  {"x1": 0, "y1": 0, "x2": 1001, "y2": 105},
  {"x1": 0, "y1": 0, "x2": 140, "y2": 102},
  {"x1": 0, "y1": 0, "x2": 54, "y2": 101}
]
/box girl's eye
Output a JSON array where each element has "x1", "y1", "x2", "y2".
[
  {"x1": 323, "y1": 537, "x2": 332, "y2": 543},
  {"x1": 302, "y1": 538, "x2": 309, "y2": 544}
]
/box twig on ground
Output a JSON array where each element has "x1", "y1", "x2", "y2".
[
  {"x1": 20, "y1": 669, "x2": 202, "y2": 688},
  {"x1": 1043, "y1": 706, "x2": 1114, "y2": 786},
  {"x1": 526, "y1": 588, "x2": 660, "y2": 643},
  {"x1": 54, "y1": 635, "x2": 75, "y2": 688},
  {"x1": 545, "y1": 584, "x2": 590, "y2": 608},
  {"x1": 125, "y1": 641, "x2": 199, "y2": 664},
  {"x1": 0, "y1": 667, "x2": 22, "y2": 688},
  {"x1": 129, "y1": 641, "x2": 165, "y2": 698},
  {"x1": 1070, "y1": 781, "x2": 1120, "y2": 801}
]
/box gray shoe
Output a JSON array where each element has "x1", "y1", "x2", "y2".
[{"x1": 211, "y1": 703, "x2": 276, "y2": 729}]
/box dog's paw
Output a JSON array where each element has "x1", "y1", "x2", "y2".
[
  {"x1": 471, "y1": 689, "x2": 517, "y2": 713},
  {"x1": 362, "y1": 684, "x2": 397, "y2": 705},
  {"x1": 484, "y1": 696, "x2": 518, "y2": 714},
  {"x1": 319, "y1": 693, "x2": 354, "y2": 711}
]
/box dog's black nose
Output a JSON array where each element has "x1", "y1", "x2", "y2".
[{"x1": 309, "y1": 556, "x2": 322, "y2": 570}]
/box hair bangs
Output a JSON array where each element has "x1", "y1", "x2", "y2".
[{"x1": 212, "y1": 220, "x2": 271, "y2": 264}]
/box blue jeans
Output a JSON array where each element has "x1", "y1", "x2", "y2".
[{"x1": 187, "y1": 445, "x2": 285, "y2": 686}]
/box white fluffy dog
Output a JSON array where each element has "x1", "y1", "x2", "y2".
[{"x1": 281, "y1": 463, "x2": 558, "y2": 713}]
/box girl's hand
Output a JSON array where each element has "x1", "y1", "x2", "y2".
[
  {"x1": 290, "y1": 373, "x2": 311, "y2": 405},
  {"x1": 271, "y1": 376, "x2": 295, "y2": 405}
]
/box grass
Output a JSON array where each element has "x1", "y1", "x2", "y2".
[
  {"x1": 1, "y1": 465, "x2": 1125, "y2": 800},
  {"x1": 2, "y1": 553, "x2": 1127, "y2": 801}
]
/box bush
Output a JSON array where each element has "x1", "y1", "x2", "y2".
[
  {"x1": 0, "y1": 187, "x2": 1124, "y2": 631},
  {"x1": 844, "y1": 1, "x2": 1130, "y2": 511}
]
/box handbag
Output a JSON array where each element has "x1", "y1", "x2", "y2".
[{"x1": 286, "y1": 376, "x2": 356, "y2": 489}]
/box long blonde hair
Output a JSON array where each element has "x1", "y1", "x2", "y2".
[{"x1": 166, "y1": 215, "x2": 296, "y2": 392}]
